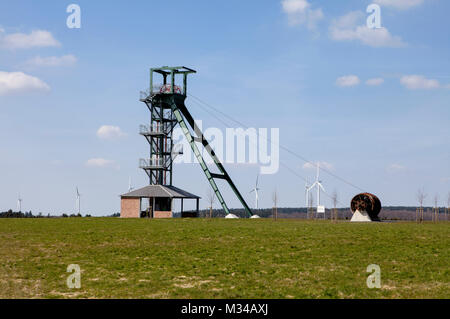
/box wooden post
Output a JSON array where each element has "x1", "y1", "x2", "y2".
[
  {"x1": 152, "y1": 197, "x2": 155, "y2": 218},
  {"x1": 181, "y1": 198, "x2": 184, "y2": 216},
  {"x1": 196, "y1": 198, "x2": 199, "y2": 217}
]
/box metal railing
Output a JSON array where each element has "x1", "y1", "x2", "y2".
[
  {"x1": 139, "y1": 124, "x2": 169, "y2": 135},
  {"x1": 140, "y1": 84, "x2": 184, "y2": 100},
  {"x1": 139, "y1": 157, "x2": 165, "y2": 169},
  {"x1": 159, "y1": 84, "x2": 183, "y2": 94},
  {"x1": 171, "y1": 144, "x2": 183, "y2": 160},
  {"x1": 139, "y1": 88, "x2": 151, "y2": 100}
]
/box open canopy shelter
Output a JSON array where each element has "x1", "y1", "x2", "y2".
[{"x1": 120, "y1": 185, "x2": 200, "y2": 218}]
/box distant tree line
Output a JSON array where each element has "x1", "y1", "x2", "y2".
[
  {"x1": 1, "y1": 207, "x2": 445, "y2": 221},
  {"x1": 0, "y1": 210, "x2": 36, "y2": 218},
  {"x1": 0, "y1": 210, "x2": 93, "y2": 218}
]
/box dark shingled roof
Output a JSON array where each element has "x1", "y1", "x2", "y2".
[{"x1": 121, "y1": 185, "x2": 200, "y2": 199}]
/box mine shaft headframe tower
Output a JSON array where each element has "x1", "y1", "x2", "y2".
[
  {"x1": 139, "y1": 66, "x2": 195, "y2": 187},
  {"x1": 139, "y1": 66, "x2": 253, "y2": 217}
]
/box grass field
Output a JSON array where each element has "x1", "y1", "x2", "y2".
[{"x1": 0, "y1": 218, "x2": 448, "y2": 299}]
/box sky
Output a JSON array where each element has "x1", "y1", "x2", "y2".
[{"x1": 0, "y1": 0, "x2": 449, "y2": 215}]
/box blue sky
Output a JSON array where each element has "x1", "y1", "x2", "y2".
[{"x1": 0, "y1": 0, "x2": 449, "y2": 215}]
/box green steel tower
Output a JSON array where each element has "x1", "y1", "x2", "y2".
[{"x1": 139, "y1": 66, "x2": 252, "y2": 217}]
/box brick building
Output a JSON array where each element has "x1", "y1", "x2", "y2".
[{"x1": 120, "y1": 185, "x2": 200, "y2": 218}]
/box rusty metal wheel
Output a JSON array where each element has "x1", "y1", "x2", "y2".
[{"x1": 351, "y1": 193, "x2": 382, "y2": 221}]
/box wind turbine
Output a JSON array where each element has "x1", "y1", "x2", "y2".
[
  {"x1": 305, "y1": 179, "x2": 310, "y2": 207},
  {"x1": 307, "y1": 163, "x2": 325, "y2": 216},
  {"x1": 76, "y1": 187, "x2": 81, "y2": 215},
  {"x1": 249, "y1": 175, "x2": 260, "y2": 209},
  {"x1": 17, "y1": 193, "x2": 23, "y2": 212}
]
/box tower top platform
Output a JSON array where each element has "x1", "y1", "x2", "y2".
[
  {"x1": 145, "y1": 66, "x2": 197, "y2": 98},
  {"x1": 151, "y1": 66, "x2": 196, "y2": 75}
]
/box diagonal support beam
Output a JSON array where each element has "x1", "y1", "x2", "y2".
[
  {"x1": 172, "y1": 107, "x2": 230, "y2": 215},
  {"x1": 170, "y1": 96, "x2": 253, "y2": 217}
]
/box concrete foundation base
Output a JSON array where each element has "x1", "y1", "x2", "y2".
[
  {"x1": 350, "y1": 210, "x2": 372, "y2": 222},
  {"x1": 225, "y1": 214, "x2": 239, "y2": 219}
]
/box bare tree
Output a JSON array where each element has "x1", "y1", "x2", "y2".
[
  {"x1": 272, "y1": 189, "x2": 278, "y2": 221},
  {"x1": 417, "y1": 188, "x2": 427, "y2": 206},
  {"x1": 416, "y1": 188, "x2": 427, "y2": 222},
  {"x1": 433, "y1": 193, "x2": 440, "y2": 222},
  {"x1": 331, "y1": 190, "x2": 338, "y2": 222},
  {"x1": 434, "y1": 194, "x2": 439, "y2": 207},
  {"x1": 206, "y1": 188, "x2": 215, "y2": 218}
]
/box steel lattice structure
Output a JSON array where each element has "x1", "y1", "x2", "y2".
[{"x1": 139, "y1": 66, "x2": 253, "y2": 217}]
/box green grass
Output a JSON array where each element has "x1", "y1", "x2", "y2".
[{"x1": 0, "y1": 218, "x2": 448, "y2": 299}]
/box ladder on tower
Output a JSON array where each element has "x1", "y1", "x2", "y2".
[{"x1": 171, "y1": 95, "x2": 252, "y2": 217}]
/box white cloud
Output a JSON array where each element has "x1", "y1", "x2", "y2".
[
  {"x1": 336, "y1": 75, "x2": 360, "y2": 87},
  {"x1": 281, "y1": 0, "x2": 324, "y2": 30},
  {"x1": 374, "y1": 0, "x2": 424, "y2": 10},
  {"x1": 306, "y1": 8, "x2": 324, "y2": 30},
  {"x1": 85, "y1": 158, "x2": 117, "y2": 168},
  {"x1": 25, "y1": 55, "x2": 77, "y2": 68},
  {"x1": 97, "y1": 125, "x2": 126, "y2": 140},
  {"x1": 0, "y1": 71, "x2": 50, "y2": 95},
  {"x1": 331, "y1": 11, "x2": 364, "y2": 29},
  {"x1": 303, "y1": 161, "x2": 333, "y2": 171},
  {"x1": 400, "y1": 75, "x2": 442, "y2": 90},
  {"x1": 329, "y1": 11, "x2": 406, "y2": 48},
  {"x1": 282, "y1": 0, "x2": 310, "y2": 12},
  {"x1": 0, "y1": 30, "x2": 60, "y2": 49},
  {"x1": 366, "y1": 78, "x2": 385, "y2": 86},
  {"x1": 386, "y1": 164, "x2": 406, "y2": 172}
]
